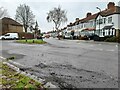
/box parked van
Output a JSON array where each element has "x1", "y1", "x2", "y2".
[{"x1": 0, "y1": 33, "x2": 19, "y2": 40}]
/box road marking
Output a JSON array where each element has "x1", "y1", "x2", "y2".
[{"x1": 107, "y1": 49, "x2": 115, "y2": 52}]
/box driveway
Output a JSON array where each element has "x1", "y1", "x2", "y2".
[{"x1": 0, "y1": 38, "x2": 118, "y2": 88}]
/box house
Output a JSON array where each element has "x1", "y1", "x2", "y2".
[
  {"x1": 95, "y1": 2, "x2": 120, "y2": 37},
  {"x1": 77, "y1": 13, "x2": 98, "y2": 37},
  {"x1": 61, "y1": 27, "x2": 67, "y2": 37},
  {"x1": 0, "y1": 17, "x2": 23, "y2": 35},
  {"x1": 61, "y1": 2, "x2": 120, "y2": 39}
]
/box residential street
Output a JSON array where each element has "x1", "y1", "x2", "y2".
[{"x1": 0, "y1": 38, "x2": 118, "y2": 88}]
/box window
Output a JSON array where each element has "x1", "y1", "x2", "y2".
[
  {"x1": 99, "y1": 19, "x2": 103, "y2": 24},
  {"x1": 103, "y1": 18, "x2": 106, "y2": 24},
  {"x1": 5, "y1": 34, "x2": 10, "y2": 36},
  {"x1": 90, "y1": 21, "x2": 93, "y2": 27},
  {"x1": 96, "y1": 19, "x2": 103, "y2": 25},
  {"x1": 108, "y1": 17, "x2": 112, "y2": 23},
  {"x1": 84, "y1": 24, "x2": 86, "y2": 28},
  {"x1": 81, "y1": 24, "x2": 83, "y2": 28},
  {"x1": 96, "y1": 20, "x2": 99, "y2": 25}
]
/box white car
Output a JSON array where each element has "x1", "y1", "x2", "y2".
[
  {"x1": 0, "y1": 33, "x2": 19, "y2": 40},
  {"x1": 64, "y1": 33, "x2": 72, "y2": 39}
]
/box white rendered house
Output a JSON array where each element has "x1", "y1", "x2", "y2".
[{"x1": 95, "y1": 2, "x2": 120, "y2": 37}]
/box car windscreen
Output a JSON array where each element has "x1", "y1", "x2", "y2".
[{"x1": 5, "y1": 34, "x2": 10, "y2": 36}]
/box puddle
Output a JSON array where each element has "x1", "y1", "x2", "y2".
[{"x1": 2, "y1": 50, "x2": 25, "y2": 60}]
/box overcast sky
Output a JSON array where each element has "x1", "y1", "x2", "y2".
[{"x1": 0, "y1": 0, "x2": 119, "y2": 32}]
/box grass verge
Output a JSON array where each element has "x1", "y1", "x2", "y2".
[
  {"x1": 0, "y1": 61, "x2": 45, "y2": 89},
  {"x1": 16, "y1": 39, "x2": 46, "y2": 44}
]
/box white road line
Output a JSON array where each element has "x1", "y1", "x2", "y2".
[{"x1": 107, "y1": 49, "x2": 115, "y2": 52}]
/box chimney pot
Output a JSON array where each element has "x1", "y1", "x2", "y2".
[
  {"x1": 107, "y1": 2, "x2": 115, "y2": 9},
  {"x1": 86, "y1": 12, "x2": 92, "y2": 17},
  {"x1": 75, "y1": 18, "x2": 79, "y2": 21}
]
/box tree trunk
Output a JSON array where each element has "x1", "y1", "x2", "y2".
[
  {"x1": 56, "y1": 27, "x2": 60, "y2": 40},
  {"x1": 24, "y1": 26, "x2": 27, "y2": 32}
]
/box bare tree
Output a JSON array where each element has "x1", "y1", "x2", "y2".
[
  {"x1": 0, "y1": 7, "x2": 8, "y2": 18},
  {"x1": 15, "y1": 4, "x2": 35, "y2": 32},
  {"x1": 46, "y1": 6, "x2": 67, "y2": 31}
]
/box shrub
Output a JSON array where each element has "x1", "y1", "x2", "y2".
[{"x1": 104, "y1": 36, "x2": 118, "y2": 42}]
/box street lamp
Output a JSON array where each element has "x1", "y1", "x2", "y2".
[
  {"x1": 96, "y1": 7, "x2": 101, "y2": 12},
  {"x1": 96, "y1": 7, "x2": 101, "y2": 37}
]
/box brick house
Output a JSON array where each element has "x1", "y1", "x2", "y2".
[{"x1": 0, "y1": 17, "x2": 23, "y2": 35}]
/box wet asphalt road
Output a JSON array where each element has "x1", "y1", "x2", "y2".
[{"x1": 0, "y1": 38, "x2": 119, "y2": 88}]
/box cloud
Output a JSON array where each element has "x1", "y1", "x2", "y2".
[{"x1": 0, "y1": 0, "x2": 118, "y2": 32}]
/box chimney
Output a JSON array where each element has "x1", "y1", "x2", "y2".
[
  {"x1": 75, "y1": 18, "x2": 79, "y2": 21},
  {"x1": 70, "y1": 22, "x2": 72, "y2": 25},
  {"x1": 107, "y1": 2, "x2": 115, "y2": 9},
  {"x1": 86, "y1": 12, "x2": 92, "y2": 17}
]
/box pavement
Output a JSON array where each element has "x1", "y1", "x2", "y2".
[{"x1": 0, "y1": 38, "x2": 119, "y2": 88}]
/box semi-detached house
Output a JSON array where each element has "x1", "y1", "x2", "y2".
[
  {"x1": 62, "y1": 2, "x2": 120, "y2": 38},
  {"x1": 95, "y1": 2, "x2": 120, "y2": 37}
]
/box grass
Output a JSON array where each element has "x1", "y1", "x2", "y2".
[
  {"x1": 0, "y1": 61, "x2": 45, "y2": 89},
  {"x1": 16, "y1": 39, "x2": 46, "y2": 44}
]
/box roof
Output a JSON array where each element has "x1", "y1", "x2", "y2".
[
  {"x1": 77, "y1": 6, "x2": 120, "y2": 23},
  {"x1": 2, "y1": 17, "x2": 23, "y2": 26},
  {"x1": 100, "y1": 6, "x2": 120, "y2": 17},
  {"x1": 61, "y1": 4, "x2": 120, "y2": 29},
  {"x1": 78, "y1": 13, "x2": 98, "y2": 23}
]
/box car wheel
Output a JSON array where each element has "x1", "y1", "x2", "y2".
[
  {"x1": 2, "y1": 38, "x2": 5, "y2": 40},
  {"x1": 14, "y1": 37, "x2": 16, "y2": 40}
]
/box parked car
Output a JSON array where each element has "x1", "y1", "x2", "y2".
[
  {"x1": 0, "y1": 33, "x2": 19, "y2": 40},
  {"x1": 85, "y1": 33, "x2": 99, "y2": 40},
  {"x1": 64, "y1": 33, "x2": 72, "y2": 39},
  {"x1": 45, "y1": 34, "x2": 50, "y2": 38}
]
